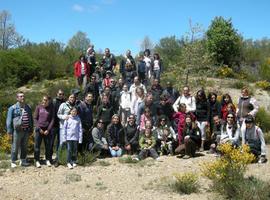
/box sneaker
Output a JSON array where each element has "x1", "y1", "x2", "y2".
[
  {"x1": 20, "y1": 160, "x2": 30, "y2": 167},
  {"x1": 46, "y1": 160, "x2": 52, "y2": 167},
  {"x1": 258, "y1": 156, "x2": 267, "y2": 164},
  {"x1": 155, "y1": 157, "x2": 163, "y2": 162},
  {"x1": 36, "y1": 161, "x2": 41, "y2": 168},
  {"x1": 72, "y1": 163, "x2": 77, "y2": 167},
  {"x1": 199, "y1": 147, "x2": 204, "y2": 152},
  {"x1": 67, "y1": 163, "x2": 73, "y2": 169},
  {"x1": 132, "y1": 157, "x2": 139, "y2": 161},
  {"x1": 183, "y1": 155, "x2": 191, "y2": 159},
  {"x1": 11, "y1": 162, "x2": 17, "y2": 168}
]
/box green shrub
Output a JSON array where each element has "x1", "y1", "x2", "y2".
[
  {"x1": 217, "y1": 66, "x2": 234, "y2": 78},
  {"x1": 118, "y1": 156, "x2": 138, "y2": 164},
  {"x1": 65, "y1": 173, "x2": 82, "y2": 184},
  {"x1": 97, "y1": 160, "x2": 111, "y2": 166},
  {"x1": 171, "y1": 172, "x2": 199, "y2": 194},
  {"x1": 58, "y1": 145, "x2": 68, "y2": 165},
  {"x1": 230, "y1": 80, "x2": 245, "y2": 89},
  {"x1": 77, "y1": 151, "x2": 99, "y2": 166},
  {"x1": 0, "y1": 160, "x2": 10, "y2": 169},
  {"x1": 264, "y1": 132, "x2": 270, "y2": 144},
  {"x1": 256, "y1": 107, "x2": 270, "y2": 132},
  {"x1": 255, "y1": 80, "x2": 270, "y2": 90}
]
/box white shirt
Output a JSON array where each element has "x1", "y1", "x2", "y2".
[
  {"x1": 153, "y1": 60, "x2": 160, "y2": 70},
  {"x1": 120, "y1": 91, "x2": 132, "y2": 109},
  {"x1": 173, "y1": 95, "x2": 196, "y2": 112},
  {"x1": 81, "y1": 62, "x2": 85, "y2": 75}
]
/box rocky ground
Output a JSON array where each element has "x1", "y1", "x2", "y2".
[{"x1": 0, "y1": 146, "x2": 269, "y2": 200}]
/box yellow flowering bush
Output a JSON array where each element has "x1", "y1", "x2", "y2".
[
  {"x1": 202, "y1": 143, "x2": 255, "y2": 199},
  {"x1": 255, "y1": 80, "x2": 270, "y2": 90},
  {"x1": 0, "y1": 134, "x2": 11, "y2": 153},
  {"x1": 217, "y1": 66, "x2": 234, "y2": 78}
]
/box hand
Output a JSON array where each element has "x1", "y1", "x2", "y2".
[
  {"x1": 40, "y1": 129, "x2": 44, "y2": 135},
  {"x1": 103, "y1": 144, "x2": 109, "y2": 149},
  {"x1": 44, "y1": 130, "x2": 48, "y2": 135},
  {"x1": 65, "y1": 115, "x2": 69, "y2": 120},
  {"x1": 8, "y1": 134, "x2": 12, "y2": 141},
  {"x1": 115, "y1": 146, "x2": 119, "y2": 151}
]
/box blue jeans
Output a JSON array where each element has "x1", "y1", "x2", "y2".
[
  {"x1": 11, "y1": 129, "x2": 30, "y2": 162},
  {"x1": 153, "y1": 70, "x2": 161, "y2": 80},
  {"x1": 67, "y1": 140, "x2": 78, "y2": 164},
  {"x1": 50, "y1": 127, "x2": 60, "y2": 160},
  {"x1": 109, "y1": 147, "x2": 122, "y2": 157},
  {"x1": 34, "y1": 128, "x2": 52, "y2": 161}
]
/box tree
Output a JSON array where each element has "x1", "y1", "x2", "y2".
[
  {"x1": 140, "y1": 35, "x2": 154, "y2": 52},
  {"x1": 67, "y1": 31, "x2": 90, "y2": 53},
  {"x1": 0, "y1": 10, "x2": 24, "y2": 50},
  {"x1": 154, "y1": 36, "x2": 182, "y2": 68},
  {"x1": 206, "y1": 16, "x2": 242, "y2": 67}
]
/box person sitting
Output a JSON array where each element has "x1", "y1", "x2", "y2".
[
  {"x1": 242, "y1": 115, "x2": 267, "y2": 163},
  {"x1": 175, "y1": 115, "x2": 201, "y2": 158},
  {"x1": 135, "y1": 127, "x2": 159, "y2": 161},
  {"x1": 124, "y1": 114, "x2": 139, "y2": 154},
  {"x1": 209, "y1": 115, "x2": 223, "y2": 154},
  {"x1": 220, "y1": 112, "x2": 240, "y2": 147},
  {"x1": 106, "y1": 115, "x2": 125, "y2": 157}
]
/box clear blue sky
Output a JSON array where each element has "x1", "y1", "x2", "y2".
[{"x1": 1, "y1": 0, "x2": 270, "y2": 55}]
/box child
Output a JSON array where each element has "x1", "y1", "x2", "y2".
[
  {"x1": 63, "y1": 107, "x2": 82, "y2": 169},
  {"x1": 139, "y1": 107, "x2": 152, "y2": 131},
  {"x1": 102, "y1": 70, "x2": 113, "y2": 89},
  {"x1": 136, "y1": 127, "x2": 159, "y2": 161},
  {"x1": 159, "y1": 127, "x2": 175, "y2": 156}
]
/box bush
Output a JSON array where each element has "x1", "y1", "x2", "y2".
[
  {"x1": 217, "y1": 66, "x2": 234, "y2": 78},
  {"x1": 255, "y1": 80, "x2": 270, "y2": 90},
  {"x1": 171, "y1": 172, "x2": 199, "y2": 194},
  {"x1": 65, "y1": 173, "x2": 82, "y2": 184},
  {"x1": 0, "y1": 134, "x2": 11, "y2": 153},
  {"x1": 77, "y1": 151, "x2": 99, "y2": 166},
  {"x1": 202, "y1": 143, "x2": 255, "y2": 199},
  {"x1": 256, "y1": 107, "x2": 270, "y2": 132},
  {"x1": 230, "y1": 80, "x2": 245, "y2": 89},
  {"x1": 118, "y1": 156, "x2": 138, "y2": 164}
]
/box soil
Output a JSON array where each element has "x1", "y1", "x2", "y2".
[{"x1": 0, "y1": 146, "x2": 269, "y2": 200}]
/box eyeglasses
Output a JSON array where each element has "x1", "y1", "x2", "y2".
[
  {"x1": 98, "y1": 121, "x2": 104, "y2": 124},
  {"x1": 58, "y1": 93, "x2": 64, "y2": 96},
  {"x1": 227, "y1": 116, "x2": 234, "y2": 119}
]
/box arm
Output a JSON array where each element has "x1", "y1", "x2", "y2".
[
  {"x1": 57, "y1": 103, "x2": 67, "y2": 120},
  {"x1": 149, "y1": 136, "x2": 156, "y2": 149},
  {"x1": 257, "y1": 127, "x2": 266, "y2": 156},
  {"x1": 78, "y1": 119, "x2": 83, "y2": 144},
  {"x1": 172, "y1": 96, "x2": 181, "y2": 112},
  {"x1": 6, "y1": 106, "x2": 14, "y2": 134},
  {"x1": 249, "y1": 98, "x2": 259, "y2": 117}
]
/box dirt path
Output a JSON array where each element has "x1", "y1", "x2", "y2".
[{"x1": 0, "y1": 146, "x2": 269, "y2": 200}]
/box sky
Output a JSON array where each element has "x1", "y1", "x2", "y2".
[{"x1": 1, "y1": 0, "x2": 270, "y2": 55}]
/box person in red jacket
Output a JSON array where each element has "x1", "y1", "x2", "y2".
[{"x1": 74, "y1": 55, "x2": 90, "y2": 89}]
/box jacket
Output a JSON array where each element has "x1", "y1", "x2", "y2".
[
  {"x1": 74, "y1": 60, "x2": 90, "y2": 77},
  {"x1": 6, "y1": 102, "x2": 33, "y2": 134},
  {"x1": 63, "y1": 115, "x2": 82, "y2": 143},
  {"x1": 107, "y1": 123, "x2": 125, "y2": 147}
]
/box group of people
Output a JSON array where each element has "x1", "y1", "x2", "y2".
[{"x1": 6, "y1": 47, "x2": 267, "y2": 169}]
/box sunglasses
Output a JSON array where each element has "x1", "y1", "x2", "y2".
[
  {"x1": 227, "y1": 116, "x2": 234, "y2": 119},
  {"x1": 58, "y1": 93, "x2": 64, "y2": 96}
]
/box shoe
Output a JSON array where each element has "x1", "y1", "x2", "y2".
[
  {"x1": 67, "y1": 163, "x2": 73, "y2": 169},
  {"x1": 72, "y1": 163, "x2": 77, "y2": 167},
  {"x1": 54, "y1": 161, "x2": 59, "y2": 168},
  {"x1": 258, "y1": 156, "x2": 267, "y2": 164},
  {"x1": 20, "y1": 160, "x2": 30, "y2": 167},
  {"x1": 183, "y1": 155, "x2": 191, "y2": 159},
  {"x1": 11, "y1": 162, "x2": 17, "y2": 168},
  {"x1": 155, "y1": 157, "x2": 163, "y2": 162},
  {"x1": 36, "y1": 161, "x2": 41, "y2": 168},
  {"x1": 46, "y1": 160, "x2": 52, "y2": 167},
  {"x1": 132, "y1": 157, "x2": 139, "y2": 161},
  {"x1": 199, "y1": 147, "x2": 204, "y2": 152},
  {"x1": 159, "y1": 152, "x2": 163, "y2": 156}
]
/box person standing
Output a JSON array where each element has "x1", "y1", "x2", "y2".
[
  {"x1": 6, "y1": 92, "x2": 33, "y2": 168},
  {"x1": 173, "y1": 86, "x2": 196, "y2": 113},
  {"x1": 100, "y1": 48, "x2": 117, "y2": 72},
  {"x1": 74, "y1": 55, "x2": 90, "y2": 90},
  {"x1": 34, "y1": 95, "x2": 54, "y2": 168}
]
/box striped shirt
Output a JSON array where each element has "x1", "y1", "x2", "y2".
[{"x1": 21, "y1": 109, "x2": 30, "y2": 129}]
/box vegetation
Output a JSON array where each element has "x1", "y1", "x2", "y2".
[
  {"x1": 171, "y1": 172, "x2": 199, "y2": 194},
  {"x1": 256, "y1": 107, "x2": 270, "y2": 132},
  {"x1": 201, "y1": 143, "x2": 270, "y2": 200}
]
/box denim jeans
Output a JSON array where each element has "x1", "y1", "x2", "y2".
[
  {"x1": 34, "y1": 128, "x2": 52, "y2": 161},
  {"x1": 109, "y1": 147, "x2": 122, "y2": 157},
  {"x1": 138, "y1": 148, "x2": 158, "y2": 160},
  {"x1": 67, "y1": 140, "x2": 78, "y2": 164},
  {"x1": 50, "y1": 127, "x2": 60, "y2": 160},
  {"x1": 153, "y1": 70, "x2": 161, "y2": 80},
  {"x1": 11, "y1": 129, "x2": 30, "y2": 162}
]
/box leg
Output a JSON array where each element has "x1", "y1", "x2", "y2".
[
  {"x1": 72, "y1": 141, "x2": 78, "y2": 163},
  {"x1": 116, "y1": 148, "x2": 122, "y2": 157},
  {"x1": 149, "y1": 148, "x2": 159, "y2": 159},
  {"x1": 138, "y1": 149, "x2": 148, "y2": 160},
  {"x1": 11, "y1": 130, "x2": 22, "y2": 162},
  {"x1": 44, "y1": 133, "x2": 52, "y2": 161},
  {"x1": 20, "y1": 130, "x2": 29, "y2": 161},
  {"x1": 34, "y1": 128, "x2": 43, "y2": 161},
  {"x1": 67, "y1": 141, "x2": 72, "y2": 164},
  {"x1": 109, "y1": 147, "x2": 117, "y2": 157}
]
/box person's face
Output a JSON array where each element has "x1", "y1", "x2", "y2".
[
  {"x1": 102, "y1": 96, "x2": 108, "y2": 104},
  {"x1": 17, "y1": 93, "x2": 25, "y2": 104},
  {"x1": 70, "y1": 109, "x2": 77, "y2": 117},
  {"x1": 183, "y1": 87, "x2": 189, "y2": 96},
  {"x1": 68, "y1": 95, "x2": 76, "y2": 104},
  {"x1": 128, "y1": 116, "x2": 135, "y2": 125},
  {"x1": 211, "y1": 95, "x2": 216, "y2": 102},
  {"x1": 185, "y1": 117, "x2": 192, "y2": 125},
  {"x1": 160, "y1": 99, "x2": 166, "y2": 105},
  {"x1": 126, "y1": 50, "x2": 131, "y2": 56},
  {"x1": 91, "y1": 76, "x2": 96, "y2": 83},
  {"x1": 105, "y1": 48, "x2": 110, "y2": 56},
  {"x1": 181, "y1": 105, "x2": 186, "y2": 113},
  {"x1": 123, "y1": 85, "x2": 128, "y2": 92},
  {"x1": 42, "y1": 97, "x2": 49, "y2": 107},
  {"x1": 227, "y1": 115, "x2": 234, "y2": 124},
  {"x1": 57, "y1": 91, "x2": 64, "y2": 99},
  {"x1": 160, "y1": 119, "x2": 166, "y2": 125},
  {"x1": 147, "y1": 95, "x2": 153, "y2": 103},
  {"x1": 241, "y1": 89, "x2": 249, "y2": 97},
  {"x1": 213, "y1": 116, "x2": 220, "y2": 125},
  {"x1": 153, "y1": 79, "x2": 159, "y2": 86},
  {"x1": 134, "y1": 77, "x2": 139, "y2": 84},
  {"x1": 112, "y1": 116, "x2": 119, "y2": 124},
  {"x1": 97, "y1": 120, "x2": 104, "y2": 128},
  {"x1": 118, "y1": 78, "x2": 123, "y2": 85},
  {"x1": 224, "y1": 96, "x2": 230, "y2": 103},
  {"x1": 85, "y1": 94, "x2": 93, "y2": 104},
  {"x1": 145, "y1": 111, "x2": 151, "y2": 117},
  {"x1": 145, "y1": 121, "x2": 152, "y2": 129},
  {"x1": 246, "y1": 122, "x2": 253, "y2": 129},
  {"x1": 110, "y1": 79, "x2": 115, "y2": 87},
  {"x1": 145, "y1": 128, "x2": 151, "y2": 137},
  {"x1": 137, "y1": 89, "x2": 143, "y2": 97},
  {"x1": 104, "y1": 88, "x2": 111, "y2": 95},
  {"x1": 80, "y1": 56, "x2": 84, "y2": 61}
]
